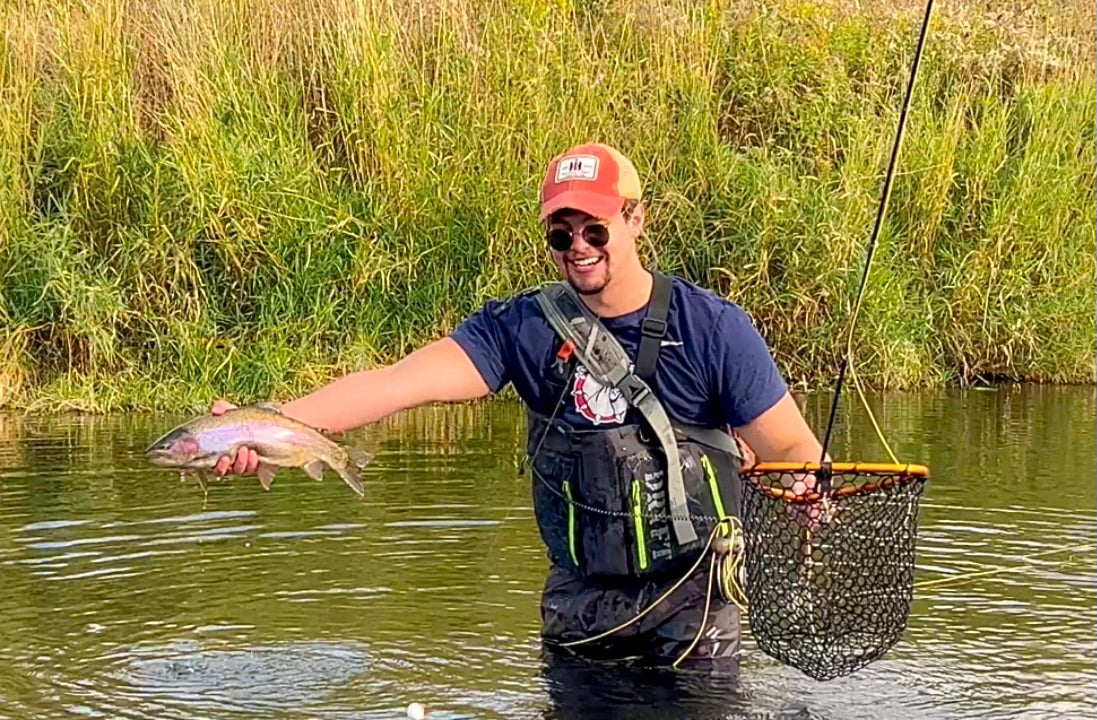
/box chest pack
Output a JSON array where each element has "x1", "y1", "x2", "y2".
[{"x1": 527, "y1": 274, "x2": 744, "y2": 579}]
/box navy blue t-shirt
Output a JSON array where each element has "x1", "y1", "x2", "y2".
[{"x1": 450, "y1": 276, "x2": 787, "y2": 430}]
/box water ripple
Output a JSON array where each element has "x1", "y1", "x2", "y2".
[{"x1": 0, "y1": 394, "x2": 1093, "y2": 719}]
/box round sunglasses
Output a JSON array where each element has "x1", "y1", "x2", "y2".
[{"x1": 545, "y1": 223, "x2": 610, "y2": 252}]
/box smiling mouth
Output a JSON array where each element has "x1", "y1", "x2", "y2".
[{"x1": 569, "y1": 256, "x2": 603, "y2": 269}]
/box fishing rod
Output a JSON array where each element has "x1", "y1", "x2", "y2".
[
  {"x1": 819, "y1": 0, "x2": 937, "y2": 462},
  {"x1": 732, "y1": 0, "x2": 941, "y2": 681}
]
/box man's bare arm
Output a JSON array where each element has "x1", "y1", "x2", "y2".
[
  {"x1": 213, "y1": 338, "x2": 490, "y2": 474},
  {"x1": 734, "y1": 392, "x2": 826, "y2": 464},
  {"x1": 281, "y1": 338, "x2": 490, "y2": 432}
]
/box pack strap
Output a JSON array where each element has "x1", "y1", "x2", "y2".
[
  {"x1": 534, "y1": 280, "x2": 699, "y2": 546},
  {"x1": 635, "y1": 272, "x2": 672, "y2": 387},
  {"x1": 676, "y1": 423, "x2": 744, "y2": 460}
]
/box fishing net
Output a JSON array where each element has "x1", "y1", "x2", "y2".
[{"x1": 739, "y1": 463, "x2": 929, "y2": 681}]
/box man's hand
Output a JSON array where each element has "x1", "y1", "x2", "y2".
[
  {"x1": 735, "y1": 393, "x2": 828, "y2": 525},
  {"x1": 735, "y1": 432, "x2": 757, "y2": 471},
  {"x1": 210, "y1": 400, "x2": 260, "y2": 476}
]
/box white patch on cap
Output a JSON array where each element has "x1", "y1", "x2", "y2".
[{"x1": 554, "y1": 155, "x2": 599, "y2": 183}]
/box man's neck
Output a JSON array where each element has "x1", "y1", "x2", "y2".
[{"x1": 580, "y1": 266, "x2": 653, "y2": 318}]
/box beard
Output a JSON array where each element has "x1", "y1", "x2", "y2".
[
  {"x1": 570, "y1": 276, "x2": 614, "y2": 296},
  {"x1": 564, "y1": 258, "x2": 611, "y2": 296}
]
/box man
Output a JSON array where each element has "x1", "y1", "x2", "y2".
[{"x1": 213, "y1": 142, "x2": 824, "y2": 667}]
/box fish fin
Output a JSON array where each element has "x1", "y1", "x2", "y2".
[
  {"x1": 253, "y1": 402, "x2": 283, "y2": 413},
  {"x1": 346, "y1": 448, "x2": 374, "y2": 469},
  {"x1": 257, "y1": 463, "x2": 278, "y2": 491},
  {"x1": 302, "y1": 460, "x2": 324, "y2": 482},
  {"x1": 333, "y1": 465, "x2": 365, "y2": 498}
]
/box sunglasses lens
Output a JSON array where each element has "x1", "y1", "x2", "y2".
[
  {"x1": 585, "y1": 224, "x2": 610, "y2": 247},
  {"x1": 547, "y1": 223, "x2": 611, "y2": 251},
  {"x1": 547, "y1": 229, "x2": 573, "y2": 252}
]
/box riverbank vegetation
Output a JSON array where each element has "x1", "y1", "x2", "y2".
[{"x1": 1, "y1": 0, "x2": 1094, "y2": 411}]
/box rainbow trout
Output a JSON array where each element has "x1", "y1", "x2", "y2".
[{"x1": 146, "y1": 405, "x2": 372, "y2": 496}]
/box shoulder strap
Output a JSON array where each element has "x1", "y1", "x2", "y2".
[
  {"x1": 491, "y1": 285, "x2": 540, "y2": 317},
  {"x1": 534, "y1": 282, "x2": 698, "y2": 546},
  {"x1": 635, "y1": 272, "x2": 672, "y2": 387}
]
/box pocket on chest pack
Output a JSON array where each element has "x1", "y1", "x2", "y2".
[
  {"x1": 615, "y1": 449, "x2": 673, "y2": 574},
  {"x1": 530, "y1": 449, "x2": 581, "y2": 570}
]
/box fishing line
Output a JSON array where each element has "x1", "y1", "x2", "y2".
[
  {"x1": 820, "y1": 0, "x2": 936, "y2": 464},
  {"x1": 921, "y1": 501, "x2": 1097, "y2": 521},
  {"x1": 671, "y1": 552, "x2": 717, "y2": 670},
  {"x1": 558, "y1": 521, "x2": 726, "y2": 647},
  {"x1": 913, "y1": 542, "x2": 1093, "y2": 591}
]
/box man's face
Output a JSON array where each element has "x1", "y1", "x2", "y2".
[{"x1": 546, "y1": 207, "x2": 638, "y2": 296}]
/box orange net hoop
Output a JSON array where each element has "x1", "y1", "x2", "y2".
[{"x1": 742, "y1": 463, "x2": 928, "y2": 503}]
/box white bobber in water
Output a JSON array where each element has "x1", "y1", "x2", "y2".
[{"x1": 406, "y1": 702, "x2": 426, "y2": 720}]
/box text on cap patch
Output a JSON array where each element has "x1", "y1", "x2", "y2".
[{"x1": 555, "y1": 155, "x2": 599, "y2": 183}]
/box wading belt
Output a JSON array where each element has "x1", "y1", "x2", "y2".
[{"x1": 534, "y1": 274, "x2": 699, "y2": 546}]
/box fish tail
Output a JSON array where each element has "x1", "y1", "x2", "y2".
[{"x1": 334, "y1": 464, "x2": 365, "y2": 497}]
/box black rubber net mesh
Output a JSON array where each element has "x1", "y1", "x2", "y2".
[{"x1": 740, "y1": 468, "x2": 928, "y2": 681}]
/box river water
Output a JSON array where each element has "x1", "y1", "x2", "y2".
[{"x1": 0, "y1": 386, "x2": 1093, "y2": 719}]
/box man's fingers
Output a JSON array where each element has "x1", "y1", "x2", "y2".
[
  {"x1": 212, "y1": 449, "x2": 256, "y2": 477},
  {"x1": 211, "y1": 399, "x2": 237, "y2": 416},
  {"x1": 232, "y1": 447, "x2": 250, "y2": 475}
]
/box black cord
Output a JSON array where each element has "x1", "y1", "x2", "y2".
[
  {"x1": 524, "y1": 361, "x2": 575, "y2": 475},
  {"x1": 820, "y1": 0, "x2": 936, "y2": 462}
]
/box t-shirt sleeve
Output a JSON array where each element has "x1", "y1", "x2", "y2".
[
  {"x1": 449, "y1": 300, "x2": 512, "y2": 394},
  {"x1": 710, "y1": 305, "x2": 788, "y2": 427}
]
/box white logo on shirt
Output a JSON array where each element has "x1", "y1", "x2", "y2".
[{"x1": 571, "y1": 364, "x2": 628, "y2": 424}]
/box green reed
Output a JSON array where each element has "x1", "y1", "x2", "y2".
[{"x1": 1, "y1": 0, "x2": 1093, "y2": 411}]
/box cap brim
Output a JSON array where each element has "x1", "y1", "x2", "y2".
[{"x1": 539, "y1": 190, "x2": 623, "y2": 222}]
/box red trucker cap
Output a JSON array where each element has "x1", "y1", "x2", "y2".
[{"x1": 540, "y1": 142, "x2": 642, "y2": 221}]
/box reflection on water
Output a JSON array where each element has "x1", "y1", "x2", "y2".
[
  {"x1": 540, "y1": 656, "x2": 750, "y2": 720},
  {"x1": 120, "y1": 641, "x2": 371, "y2": 715},
  {"x1": 0, "y1": 386, "x2": 1093, "y2": 719}
]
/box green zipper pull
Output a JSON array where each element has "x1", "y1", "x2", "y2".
[
  {"x1": 701, "y1": 454, "x2": 729, "y2": 537},
  {"x1": 562, "y1": 480, "x2": 579, "y2": 568},
  {"x1": 631, "y1": 480, "x2": 649, "y2": 571}
]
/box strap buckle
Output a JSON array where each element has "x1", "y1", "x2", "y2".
[{"x1": 641, "y1": 317, "x2": 668, "y2": 338}]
